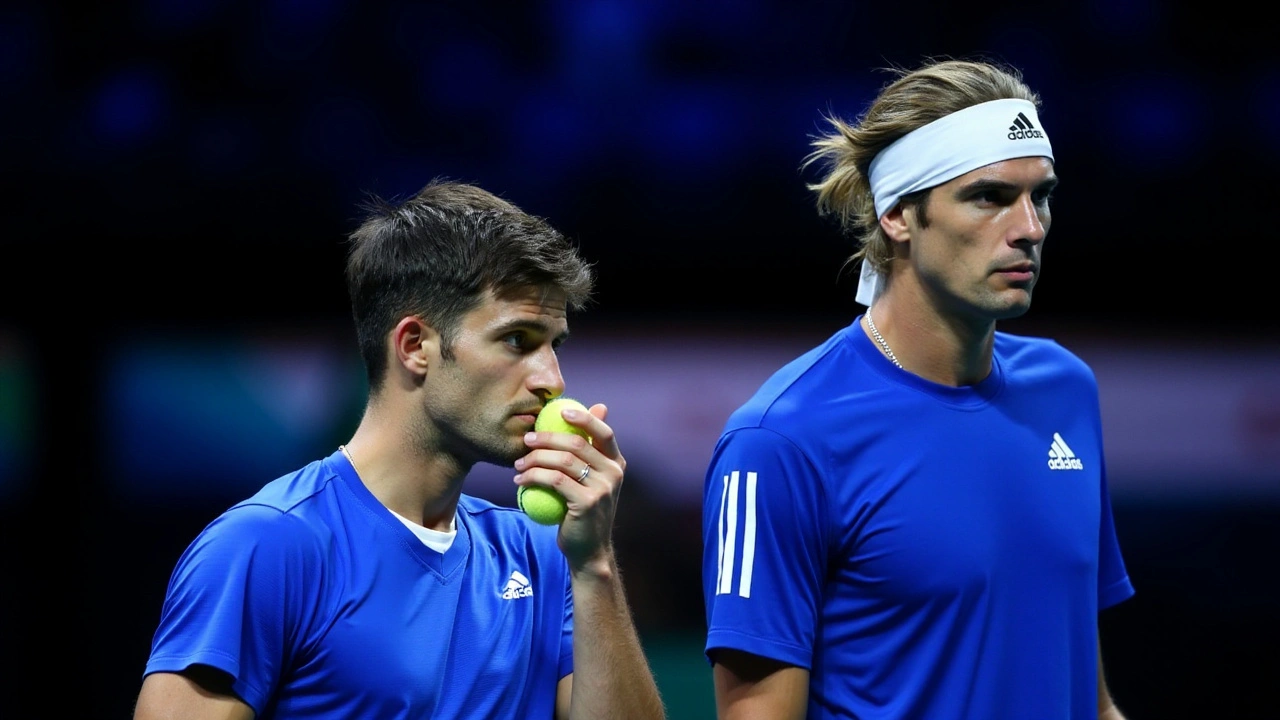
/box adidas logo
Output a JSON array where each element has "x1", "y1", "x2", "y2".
[
  {"x1": 1008, "y1": 111, "x2": 1045, "y2": 140},
  {"x1": 501, "y1": 570, "x2": 534, "y2": 600},
  {"x1": 1047, "y1": 432, "x2": 1083, "y2": 470}
]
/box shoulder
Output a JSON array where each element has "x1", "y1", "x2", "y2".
[
  {"x1": 995, "y1": 331, "x2": 1097, "y2": 386},
  {"x1": 188, "y1": 459, "x2": 342, "y2": 565},
  {"x1": 724, "y1": 323, "x2": 863, "y2": 435},
  {"x1": 233, "y1": 457, "x2": 341, "y2": 514},
  {"x1": 186, "y1": 505, "x2": 330, "y2": 576}
]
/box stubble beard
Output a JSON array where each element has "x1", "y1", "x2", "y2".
[{"x1": 421, "y1": 402, "x2": 527, "y2": 471}]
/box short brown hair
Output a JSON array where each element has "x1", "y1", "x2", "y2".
[{"x1": 345, "y1": 179, "x2": 595, "y2": 392}]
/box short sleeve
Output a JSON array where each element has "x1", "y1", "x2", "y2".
[
  {"x1": 702, "y1": 426, "x2": 829, "y2": 670},
  {"x1": 143, "y1": 505, "x2": 326, "y2": 714}
]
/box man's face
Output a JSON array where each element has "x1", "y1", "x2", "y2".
[
  {"x1": 422, "y1": 285, "x2": 570, "y2": 466},
  {"x1": 906, "y1": 156, "x2": 1057, "y2": 322}
]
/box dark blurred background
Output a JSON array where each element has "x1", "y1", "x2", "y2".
[{"x1": 2, "y1": 1, "x2": 1278, "y2": 717}]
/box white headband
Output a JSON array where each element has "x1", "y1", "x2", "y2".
[{"x1": 856, "y1": 98, "x2": 1054, "y2": 306}]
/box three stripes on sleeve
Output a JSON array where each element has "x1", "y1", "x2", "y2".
[{"x1": 714, "y1": 470, "x2": 758, "y2": 599}]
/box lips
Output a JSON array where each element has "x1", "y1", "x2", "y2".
[
  {"x1": 995, "y1": 263, "x2": 1037, "y2": 283},
  {"x1": 514, "y1": 408, "x2": 543, "y2": 424},
  {"x1": 996, "y1": 262, "x2": 1036, "y2": 274}
]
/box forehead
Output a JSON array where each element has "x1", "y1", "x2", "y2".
[
  {"x1": 465, "y1": 285, "x2": 569, "y2": 330},
  {"x1": 946, "y1": 156, "x2": 1057, "y2": 188}
]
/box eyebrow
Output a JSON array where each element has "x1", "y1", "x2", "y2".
[
  {"x1": 494, "y1": 318, "x2": 571, "y2": 344},
  {"x1": 958, "y1": 175, "x2": 1059, "y2": 196}
]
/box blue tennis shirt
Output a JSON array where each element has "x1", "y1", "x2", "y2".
[
  {"x1": 703, "y1": 317, "x2": 1134, "y2": 719},
  {"x1": 144, "y1": 450, "x2": 573, "y2": 718}
]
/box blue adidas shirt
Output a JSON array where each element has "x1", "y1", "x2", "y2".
[
  {"x1": 144, "y1": 450, "x2": 573, "y2": 718},
  {"x1": 703, "y1": 317, "x2": 1134, "y2": 720}
]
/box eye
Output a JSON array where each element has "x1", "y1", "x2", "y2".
[
  {"x1": 1032, "y1": 187, "x2": 1055, "y2": 206},
  {"x1": 970, "y1": 188, "x2": 1007, "y2": 206},
  {"x1": 502, "y1": 332, "x2": 528, "y2": 351}
]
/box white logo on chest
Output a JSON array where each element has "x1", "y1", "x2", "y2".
[
  {"x1": 1047, "y1": 432, "x2": 1084, "y2": 470},
  {"x1": 502, "y1": 570, "x2": 533, "y2": 600}
]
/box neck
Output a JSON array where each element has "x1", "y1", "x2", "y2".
[
  {"x1": 343, "y1": 406, "x2": 470, "y2": 531},
  {"x1": 863, "y1": 294, "x2": 995, "y2": 387}
]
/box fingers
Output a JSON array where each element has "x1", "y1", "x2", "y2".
[
  {"x1": 528, "y1": 404, "x2": 621, "y2": 471},
  {"x1": 516, "y1": 404, "x2": 624, "y2": 570},
  {"x1": 588, "y1": 402, "x2": 608, "y2": 422},
  {"x1": 540, "y1": 402, "x2": 621, "y2": 463},
  {"x1": 515, "y1": 406, "x2": 625, "y2": 502},
  {"x1": 583, "y1": 403, "x2": 623, "y2": 461},
  {"x1": 514, "y1": 445, "x2": 614, "y2": 500}
]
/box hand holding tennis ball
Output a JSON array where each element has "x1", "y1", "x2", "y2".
[{"x1": 518, "y1": 397, "x2": 591, "y2": 525}]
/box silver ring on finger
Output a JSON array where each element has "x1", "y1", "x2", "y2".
[{"x1": 576, "y1": 465, "x2": 590, "y2": 482}]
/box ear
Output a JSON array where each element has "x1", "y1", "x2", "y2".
[
  {"x1": 878, "y1": 204, "x2": 913, "y2": 243},
  {"x1": 392, "y1": 316, "x2": 438, "y2": 379}
]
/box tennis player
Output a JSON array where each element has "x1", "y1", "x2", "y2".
[{"x1": 701, "y1": 58, "x2": 1135, "y2": 720}]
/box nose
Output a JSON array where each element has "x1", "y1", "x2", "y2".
[
  {"x1": 529, "y1": 347, "x2": 567, "y2": 402},
  {"x1": 1011, "y1": 193, "x2": 1048, "y2": 246}
]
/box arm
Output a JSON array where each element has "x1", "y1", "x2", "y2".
[
  {"x1": 134, "y1": 667, "x2": 255, "y2": 720},
  {"x1": 1097, "y1": 634, "x2": 1127, "y2": 720},
  {"x1": 135, "y1": 507, "x2": 317, "y2": 720},
  {"x1": 559, "y1": 549, "x2": 666, "y2": 720},
  {"x1": 701, "y1": 426, "x2": 828, "y2": 720},
  {"x1": 519, "y1": 403, "x2": 665, "y2": 720},
  {"x1": 712, "y1": 649, "x2": 808, "y2": 720}
]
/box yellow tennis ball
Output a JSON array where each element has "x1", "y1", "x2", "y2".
[
  {"x1": 518, "y1": 484, "x2": 568, "y2": 526},
  {"x1": 517, "y1": 397, "x2": 590, "y2": 526},
  {"x1": 534, "y1": 397, "x2": 591, "y2": 440}
]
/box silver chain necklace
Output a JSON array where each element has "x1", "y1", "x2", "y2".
[
  {"x1": 865, "y1": 311, "x2": 903, "y2": 369},
  {"x1": 339, "y1": 444, "x2": 360, "y2": 476}
]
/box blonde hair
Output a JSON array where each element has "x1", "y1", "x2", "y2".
[{"x1": 803, "y1": 58, "x2": 1042, "y2": 277}]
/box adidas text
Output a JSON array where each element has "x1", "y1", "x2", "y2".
[
  {"x1": 1008, "y1": 128, "x2": 1045, "y2": 140},
  {"x1": 1047, "y1": 456, "x2": 1084, "y2": 470},
  {"x1": 502, "y1": 585, "x2": 534, "y2": 600}
]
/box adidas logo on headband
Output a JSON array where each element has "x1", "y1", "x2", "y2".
[{"x1": 1008, "y1": 112, "x2": 1045, "y2": 140}]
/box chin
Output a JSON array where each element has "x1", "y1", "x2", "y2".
[
  {"x1": 466, "y1": 432, "x2": 524, "y2": 468},
  {"x1": 495, "y1": 438, "x2": 528, "y2": 465},
  {"x1": 985, "y1": 293, "x2": 1033, "y2": 320},
  {"x1": 996, "y1": 304, "x2": 1032, "y2": 320}
]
